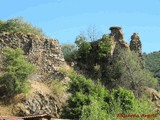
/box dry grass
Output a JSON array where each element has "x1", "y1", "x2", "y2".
[
  {"x1": 49, "y1": 80, "x2": 67, "y2": 96},
  {"x1": 0, "y1": 102, "x2": 13, "y2": 116},
  {"x1": 58, "y1": 63, "x2": 74, "y2": 76},
  {"x1": 29, "y1": 81, "x2": 52, "y2": 95}
]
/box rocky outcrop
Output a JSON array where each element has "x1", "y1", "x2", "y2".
[
  {"x1": 0, "y1": 32, "x2": 65, "y2": 75},
  {"x1": 109, "y1": 27, "x2": 143, "y2": 63},
  {"x1": 109, "y1": 26, "x2": 130, "y2": 62},
  {"x1": 143, "y1": 87, "x2": 160, "y2": 113},
  {"x1": 130, "y1": 33, "x2": 142, "y2": 53},
  {"x1": 12, "y1": 80, "x2": 70, "y2": 118},
  {"x1": 130, "y1": 32, "x2": 143, "y2": 64},
  {"x1": 13, "y1": 92, "x2": 60, "y2": 117},
  {"x1": 109, "y1": 26, "x2": 129, "y2": 49}
]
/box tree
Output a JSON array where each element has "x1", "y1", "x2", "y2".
[
  {"x1": 61, "y1": 44, "x2": 76, "y2": 62},
  {"x1": 75, "y1": 34, "x2": 92, "y2": 65},
  {"x1": 87, "y1": 25, "x2": 100, "y2": 42},
  {"x1": 107, "y1": 48, "x2": 157, "y2": 96},
  {"x1": 0, "y1": 48, "x2": 35, "y2": 97},
  {"x1": 0, "y1": 17, "x2": 44, "y2": 36},
  {"x1": 97, "y1": 34, "x2": 111, "y2": 60}
]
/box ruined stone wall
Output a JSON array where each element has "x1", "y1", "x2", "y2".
[
  {"x1": 109, "y1": 26, "x2": 129, "y2": 49},
  {"x1": 109, "y1": 26, "x2": 142, "y2": 60},
  {"x1": 0, "y1": 32, "x2": 65, "y2": 75}
]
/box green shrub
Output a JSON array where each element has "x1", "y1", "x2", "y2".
[
  {"x1": 98, "y1": 34, "x2": 111, "y2": 59},
  {"x1": 62, "y1": 73, "x2": 94, "y2": 119},
  {"x1": 68, "y1": 73, "x2": 94, "y2": 95},
  {"x1": 0, "y1": 17, "x2": 44, "y2": 36},
  {"x1": 80, "y1": 100, "x2": 107, "y2": 120},
  {"x1": 62, "y1": 69, "x2": 157, "y2": 119},
  {"x1": 62, "y1": 73, "x2": 108, "y2": 119},
  {"x1": 0, "y1": 48, "x2": 35, "y2": 97},
  {"x1": 80, "y1": 87, "x2": 158, "y2": 120},
  {"x1": 75, "y1": 35, "x2": 91, "y2": 63},
  {"x1": 110, "y1": 87, "x2": 135, "y2": 112},
  {"x1": 132, "y1": 97, "x2": 155, "y2": 115}
]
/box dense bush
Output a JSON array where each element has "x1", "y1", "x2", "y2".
[
  {"x1": 110, "y1": 87, "x2": 135, "y2": 112},
  {"x1": 61, "y1": 71, "x2": 154, "y2": 119},
  {"x1": 74, "y1": 34, "x2": 111, "y2": 80},
  {"x1": 0, "y1": 48, "x2": 35, "y2": 97},
  {"x1": 75, "y1": 34, "x2": 92, "y2": 64},
  {"x1": 80, "y1": 87, "x2": 156, "y2": 120},
  {"x1": 62, "y1": 73, "x2": 95, "y2": 119},
  {"x1": 80, "y1": 100, "x2": 107, "y2": 120},
  {"x1": 80, "y1": 96, "x2": 155, "y2": 120},
  {"x1": 75, "y1": 34, "x2": 111, "y2": 63},
  {"x1": 0, "y1": 17, "x2": 44, "y2": 36},
  {"x1": 97, "y1": 34, "x2": 111, "y2": 59}
]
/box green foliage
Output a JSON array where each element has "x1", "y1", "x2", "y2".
[
  {"x1": 61, "y1": 44, "x2": 76, "y2": 62},
  {"x1": 62, "y1": 71, "x2": 151, "y2": 119},
  {"x1": 75, "y1": 35, "x2": 92, "y2": 61},
  {"x1": 80, "y1": 100, "x2": 107, "y2": 120},
  {"x1": 75, "y1": 34, "x2": 111, "y2": 62},
  {"x1": 105, "y1": 48, "x2": 157, "y2": 95},
  {"x1": 143, "y1": 51, "x2": 160, "y2": 87},
  {"x1": 0, "y1": 48, "x2": 35, "y2": 97},
  {"x1": 75, "y1": 34, "x2": 111, "y2": 80},
  {"x1": 80, "y1": 87, "x2": 157, "y2": 120},
  {"x1": 62, "y1": 73, "x2": 109, "y2": 119},
  {"x1": 111, "y1": 87, "x2": 135, "y2": 112},
  {"x1": 132, "y1": 97, "x2": 155, "y2": 115},
  {"x1": 0, "y1": 17, "x2": 44, "y2": 36},
  {"x1": 98, "y1": 34, "x2": 111, "y2": 59},
  {"x1": 68, "y1": 73, "x2": 94, "y2": 95},
  {"x1": 62, "y1": 73, "x2": 93, "y2": 119}
]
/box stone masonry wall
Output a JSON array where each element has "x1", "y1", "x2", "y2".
[{"x1": 0, "y1": 32, "x2": 65, "y2": 75}]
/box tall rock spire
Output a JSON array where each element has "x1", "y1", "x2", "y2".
[
  {"x1": 130, "y1": 33, "x2": 142, "y2": 53},
  {"x1": 130, "y1": 32, "x2": 143, "y2": 66}
]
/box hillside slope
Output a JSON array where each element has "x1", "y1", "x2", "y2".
[
  {"x1": 144, "y1": 51, "x2": 160, "y2": 85},
  {"x1": 0, "y1": 32, "x2": 68, "y2": 117}
]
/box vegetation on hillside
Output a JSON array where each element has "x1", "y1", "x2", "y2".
[
  {"x1": 143, "y1": 51, "x2": 160, "y2": 87},
  {"x1": 74, "y1": 34, "x2": 111, "y2": 80},
  {"x1": 106, "y1": 48, "x2": 157, "y2": 96},
  {"x1": 0, "y1": 48, "x2": 35, "y2": 98},
  {"x1": 0, "y1": 17, "x2": 44, "y2": 36},
  {"x1": 60, "y1": 32, "x2": 159, "y2": 119},
  {"x1": 61, "y1": 71, "x2": 156, "y2": 119},
  {"x1": 62, "y1": 33, "x2": 157, "y2": 95}
]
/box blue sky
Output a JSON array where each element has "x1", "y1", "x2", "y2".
[{"x1": 1, "y1": 0, "x2": 160, "y2": 53}]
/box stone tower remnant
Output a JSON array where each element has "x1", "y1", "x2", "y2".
[
  {"x1": 109, "y1": 26, "x2": 143, "y2": 64},
  {"x1": 109, "y1": 26, "x2": 129, "y2": 49},
  {"x1": 130, "y1": 32, "x2": 142, "y2": 58}
]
